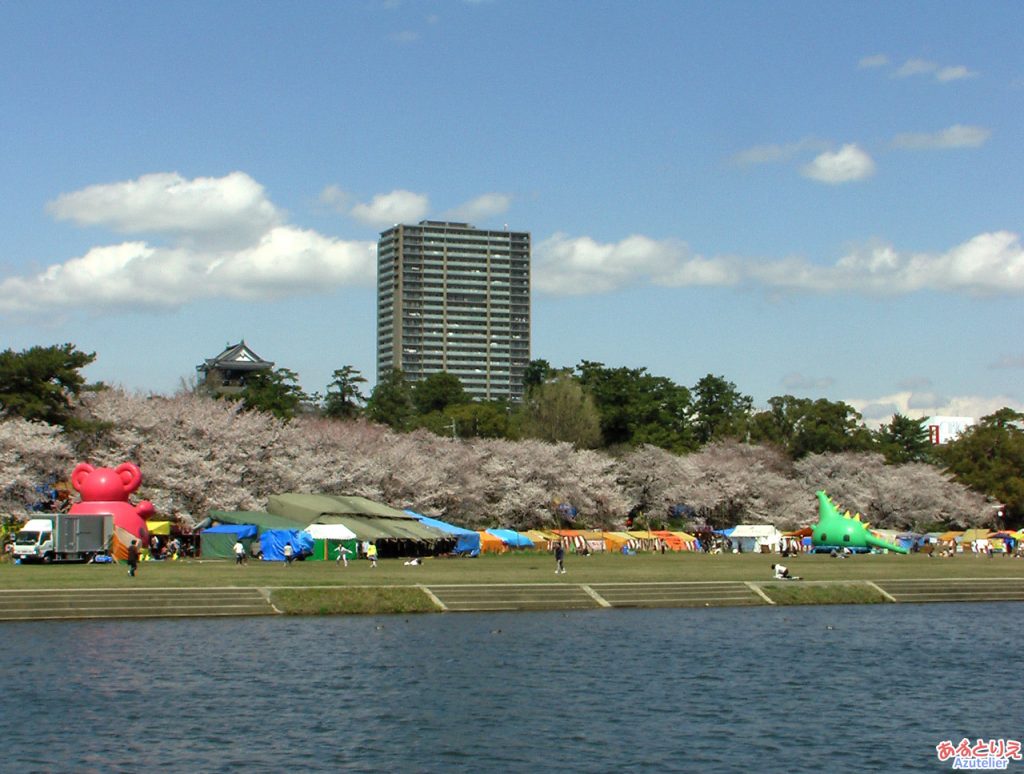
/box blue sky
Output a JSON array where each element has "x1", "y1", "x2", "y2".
[{"x1": 2, "y1": 0, "x2": 1022, "y2": 423}]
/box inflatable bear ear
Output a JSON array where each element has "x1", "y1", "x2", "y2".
[
  {"x1": 115, "y1": 462, "x2": 143, "y2": 494},
  {"x1": 71, "y1": 462, "x2": 96, "y2": 493}
]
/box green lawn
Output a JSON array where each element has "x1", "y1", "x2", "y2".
[{"x1": 2, "y1": 550, "x2": 1022, "y2": 590}]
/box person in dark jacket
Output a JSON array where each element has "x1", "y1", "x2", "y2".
[
  {"x1": 554, "y1": 542, "x2": 566, "y2": 575},
  {"x1": 127, "y1": 540, "x2": 140, "y2": 577}
]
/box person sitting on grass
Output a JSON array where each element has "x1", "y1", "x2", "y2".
[{"x1": 771, "y1": 563, "x2": 800, "y2": 580}]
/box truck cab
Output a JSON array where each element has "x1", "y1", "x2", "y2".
[{"x1": 13, "y1": 518, "x2": 54, "y2": 563}]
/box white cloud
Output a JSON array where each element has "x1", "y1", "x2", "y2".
[
  {"x1": 936, "y1": 65, "x2": 976, "y2": 82},
  {"x1": 895, "y1": 58, "x2": 938, "y2": 78},
  {"x1": 46, "y1": 171, "x2": 281, "y2": 248},
  {"x1": 848, "y1": 391, "x2": 1024, "y2": 426},
  {"x1": 443, "y1": 192, "x2": 512, "y2": 222},
  {"x1": 893, "y1": 58, "x2": 976, "y2": 82},
  {"x1": 892, "y1": 124, "x2": 991, "y2": 149},
  {"x1": 319, "y1": 184, "x2": 352, "y2": 212},
  {"x1": 756, "y1": 231, "x2": 1024, "y2": 295},
  {"x1": 858, "y1": 54, "x2": 889, "y2": 69},
  {"x1": 801, "y1": 144, "x2": 876, "y2": 184},
  {"x1": 349, "y1": 190, "x2": 430, "y2": 227},
  {"x1": 0, "y1": 229, "x2": 375, "y2": 313},
  {"x1": 533, "y1": 233, "x2": 738, "y2": 295},
  {"x1": 0, "y1": 172, "x2": 376, "y2": 313},
  {"x1": 534, "y1": 230, "x2": 1024, "y2": 297},
  {"x1": 732, "y1": 137, "x2": 826, "y2": 166}
]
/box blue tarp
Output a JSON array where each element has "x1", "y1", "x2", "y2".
[
  {"x1": 203, "y1": 524, "x2": 258, "y2": 539},
  {"x1": 260, "y1": 529, "x2": 314, "y2": 561},
  {"x1": 406, "y1": 510, "x2": 480, "y2": 556},
  {"x1": 487, "y1": 529, "x2": 534, "y2": 548}
]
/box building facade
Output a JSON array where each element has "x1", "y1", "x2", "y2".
[
  {"x1": 377, "y1": 221, "x2": 530, "y2": 402},
  {"x1": 196, "y1": 340, "x2": 274, "y2": 395}
]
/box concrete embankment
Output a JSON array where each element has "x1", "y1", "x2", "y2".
[{"x1": 2, "y1": 578, "x2": 1024, "y2": 621}]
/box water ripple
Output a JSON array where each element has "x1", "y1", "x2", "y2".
[{"x1": 1, "y1": 603, "x2": 1022, "y2": 771}]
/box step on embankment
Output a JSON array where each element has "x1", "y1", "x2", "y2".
[
  {"x1": 425, "y1": 581, "x2": 766, "y2": 612},
  {"x1": 428, "y1": 583, "x2": 600, "y2": 612},
  {"x1": 874, "y1": 578, "x2": 1024, "y2": 604},
  {"x1": 0, "y1": 587, "x2": 277, "y2": 622},
  {"x1": 591, "y1": 581, "x2": 763, "y2": 607}
]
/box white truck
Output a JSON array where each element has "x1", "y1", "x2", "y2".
[{"x1": 13, "y1": 514, "x2": 114, "y2": 563}]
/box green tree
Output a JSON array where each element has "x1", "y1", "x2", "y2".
[
  {"x1": 789, "y1": 398, "x2": 873, "y2": 458},
  {"x1": 365, "y1": 368, "x2": 416, "y2": 430},
  {"x1": 0, "y1": 343, "x2": 97, "y2": 427},
  {"x1": 238, "y1": 367, "x2": 306, "y2": 420},
  {"x1": 411, "y1": 371, "x2": 469, "y2": 415},
  {"x1": 938, "y1": 408, "x2": 1024, "y2": 520},
  {"x1": 748, "y1": 395, "x2": 811, "y2": 448},
  {"x1": 522, "y1": 358, "x2": 552, "y2": 393},
  {"x1": 748, "y1": 395, "x2": 872, "y2": 459},
  {"x1": 575, "y1": 360, "x2": 693, "y2": 450},
  {"x1": 875, "y1": 412, "x2": 932, "y2": 464},
  {"x1": 691, "y1": 374, "x2": 753, "y2": 445},
  {"x1": 417, "y1": 401, "x2": 514, "y2": 440},
  {"x1": 323, "y1": 365, "x2": 368, "y2": 419},
  {"x1": 520, "y1": 372, "x2": 602, "y2": 448}
]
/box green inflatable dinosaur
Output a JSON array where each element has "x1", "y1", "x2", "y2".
[{"x1": 811, "y1": 491, "x2": 908, "y2": 554}]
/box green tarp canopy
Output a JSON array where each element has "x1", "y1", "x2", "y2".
[
  {"x1": 208, "y1": 510, "x2": 306, "y2": 530},
  {"x1": 201, "y1": 532, "x2": 250, "y2": 559},
  {"x1": 323, "y1": 514, "x2": 447, "y2": 541},
  {"x1": 265, "y1": 493, "x2": 450, "y2": 544},
  {"x1": 267, "y1": 493, "x2": 415, "y2": 523}
]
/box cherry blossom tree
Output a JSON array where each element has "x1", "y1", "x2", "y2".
[
  {"x1": 0, "y1": 417, "x2": 74, "y2": 511},
  {"x1": 2, "y1": 387, "x2": 984, "y2": 532}
]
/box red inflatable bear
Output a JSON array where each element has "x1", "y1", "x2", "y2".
[{"x1": 69, "y1": 462, "x2": 155, "y2": 559}]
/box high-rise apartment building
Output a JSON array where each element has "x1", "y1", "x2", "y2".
[{"x1": 377, "y1": 220, "x2": 531, "y2": 402}]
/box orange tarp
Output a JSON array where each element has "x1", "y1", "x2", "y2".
[
  {"x1": 478, "y1": 531, "x2": 507, "y2": 554},
  {"x1": 602, "y1": 532, "x2": 631, "y2": 552}
]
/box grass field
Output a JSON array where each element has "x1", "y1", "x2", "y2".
[{"x1": 3, "y1": 550, "x2": 1023, "y2": 590}]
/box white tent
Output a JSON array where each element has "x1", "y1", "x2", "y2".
[
  {"x1": 303, "y1": 523, "x2": 357, "y2": 541},
  {"x1": 729, "y1": 524, "x2": 782, "y2": 553}
]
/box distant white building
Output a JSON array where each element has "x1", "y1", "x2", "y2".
[{"x1": 923, "y1": 416, "x2": 975, "y2": 444}]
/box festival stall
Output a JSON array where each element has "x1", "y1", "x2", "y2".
[
  {"x1": 524, "y1": 530, "x2": 558, "y2": 550},
  {"x1": 406, "y1": 511, "x2": 481, "y2": 556},
  {"x1": 729, "y1": 525, "x2": 782, "y2": 553},
  {"x1": 259, "y1": 529, "x2": 314, "y2": 561},
  {"x1": 302, "y1": 522, "x2": 358, "y2": 561},
  {"x1": 478, "y1": 531, "x2": 507, "y2": 554},
  {"x1": 201, "y1": 523, "x2": 258, "y2": 558},
  {"x1": 266, "y1": 493, "x2": 452, "y2": 558},
  {"x1": 487, "y1": 529, "x2": 535, "y2": 550}
]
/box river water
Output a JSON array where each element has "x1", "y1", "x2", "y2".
[{"x1": 1, "y1": 603, "x2": 1020, "y2": 772}]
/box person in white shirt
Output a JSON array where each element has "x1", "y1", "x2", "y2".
[
  {"x1": 335, "y1": 544, "x2": 352, "y2": 567},
  {"x1": 771, "y1": 563, "x2": 800, "y2": 580}
]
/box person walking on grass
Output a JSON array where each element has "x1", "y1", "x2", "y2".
[
  {"x1": 283, "y1": 542, "x2": 294, "y2": 566},
  {"x1": 554, "y1": 541, "x2": 566, "y2": 575},
  {"x1": 367, "y1": 542, "x2": 378, "y2": 568},
  {"x1": 127, "y1": 540, "x2": 140, "y2": 577}
]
